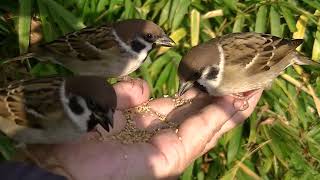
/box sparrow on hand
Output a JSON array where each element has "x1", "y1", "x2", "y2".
[
  {"x1": 178, "y1": 32, "x2": 319, "y2": 110},
  {"x1": 4, "y1": 19, "x2": 175, "y2": 78},
  {"x1": 0, "y1": 76, "x2": 116, "y2": 144}
]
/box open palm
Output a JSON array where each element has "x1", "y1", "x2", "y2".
[{"x1": 29, "y1": 79, "x2": 262, "y2": 180}]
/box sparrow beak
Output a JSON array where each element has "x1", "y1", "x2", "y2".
[
  {"x1": 178, "y1": 81, "x2": 194, "y2": 96},
  {"x1": 94, "y1": 113, "x2": 113, "y2": 132},
  {"x1": 155, "y1": 35, "x2": 175, "y2": 47}
]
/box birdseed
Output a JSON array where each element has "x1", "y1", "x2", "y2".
[
  {"x1": 172, "y1": 95, "x2": 192, "y2": 108},
  {"x1": 109, "y1": 96, "x2": 192, "y2": 144},
  {"x1": 109, "y1": 110, "x2": 178, "y2": 144}
]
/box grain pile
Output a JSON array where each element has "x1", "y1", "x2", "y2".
[{"x1": 110, "y1": 95, "x2": 192, "y2": 144}]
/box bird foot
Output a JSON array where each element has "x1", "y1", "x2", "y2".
[
  {"x1": 231, "y1": 93, "x2": 249, "y2": 111},
  {"x1": 118, "y1": 76, "x2": 144, "y2": 94}
]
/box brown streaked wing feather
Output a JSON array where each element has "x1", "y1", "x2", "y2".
[
  {"x1": 1, "y1": 77, "x2": 65, "y2": 129},
  {"x1": 220, "y1": 32, "x2": 302, "y2": 75},
  {"x1": 40, "y1": 24, "x2": 119, "y2": 61},
  {"x1": 0, "y1": 89, "x2": 11, "y2": 118}
]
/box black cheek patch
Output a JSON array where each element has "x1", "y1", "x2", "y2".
[
  {"x1": 68, "y1": 96, "x2": 84, "y2": 115},
  {"x1": 131, "y1": 40, "x2": 146, "y2": 53},
  {"x1": 205, "y1": 66, "x2": 220, "y2": 80}
]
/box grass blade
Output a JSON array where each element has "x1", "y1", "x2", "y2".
[
  {"x1": 158, "y1": 0, "x2": 171, "y2": 26},
  {"x1": 190, "y1": 9, "x2": 200, "y2": 47},
  {"x1": 312, "y1": 11, "x2": 320, "y2": 61},
  {"x1": 255, "y1": 5, "x2": 268, "y2": 33},
  {"x1": 18, "y1": 0, "x2": 33, "y2": 54},
  {"x1": 233, "y1": 14, "x2": 245, "y2": 32},
  {"x1": 280, "y1": 6, "x2": 297, "y2": 32},
  {"x1": 181, "y1": 162, "x2": 194, "y2": 180},
  {"x1": 171, "y1": 0, "x2": 191, "y2": 30},
  {"x1": 227, "y1": 125, "x2": 243, "y2": 164},
  {"x1": 270, "y1": 6, "x2": 281, "y2": 37}
]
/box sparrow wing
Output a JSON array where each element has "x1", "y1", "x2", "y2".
[
  {"x1": 39, "y1": 24, "x2": 119, "y2": 61},
  {"x1": 220, "y1": 32, "x2": 302, "y2": 75},
  {"x1": 0, "y1": 77, "x2": 65, "y2": 129}
]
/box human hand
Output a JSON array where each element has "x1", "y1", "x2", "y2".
[{"x1": 29, "y1": 79, "x2": 262, "y2": 180}]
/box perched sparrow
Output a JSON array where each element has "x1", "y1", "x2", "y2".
[
  {"x1": 0, "y1": 76, "x2": 116, "y2": 144},
  {"x1": 4, "y1": 19, "x2": 175, "y2": 78},
  {"x1": 178, "y1": 32, "x2": 319, "y2": 101}
]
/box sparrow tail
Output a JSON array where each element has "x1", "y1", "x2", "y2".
[
  {"x1": 1, "y1": 53, "x2": 36, "y2": 65},
  {"x1": 293, "y1": 52, "x2": 320, "y2": 67}
]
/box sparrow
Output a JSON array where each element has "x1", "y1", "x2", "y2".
[
  {"x1": 0, "y1": 75, "x2": 117, "y2": 144},
  {"x1": 178, "y1": 32, "x2": 319, "y2": 107},
  {"x1": 3, "y1": 19, "x2": 175, "y2": 78}
]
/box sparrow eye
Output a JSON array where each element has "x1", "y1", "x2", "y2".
[{"x1": 144, "y1": 33, "x2": 154, "y2": 42}]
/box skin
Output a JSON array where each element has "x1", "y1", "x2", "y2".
[{"x1": 28, "y1": 78, "x2": 262, "y2": 180}]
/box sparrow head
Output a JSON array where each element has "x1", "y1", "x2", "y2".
[
  {"x1": 63, "y1": 76, "x2": 117, "y2": 132},
  {"x1": 114, "y1": 19, "x2": 175, "y2": 53},
  {"x1": 178, "y1": 39, "x2": 221, "y2": 96}
]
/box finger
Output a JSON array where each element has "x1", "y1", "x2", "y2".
[
  {"x1": 113, "y1": 78, "x2": 150, "y2": 110},
  {"x1": 129, "y1": 89, "x2": 204, "y2": 129},
  {"x1": 147, "y1": 88, "x2": 202, "y2": 117},
  {"x1": 201, "y1": 90, "x2": 263, "y2": 154},
  {"x1": 151, "y1": 89, "x2": 263, "y2": 171},
  {"x1": 149, "y1": 95, "x2": 238, "y2": 174},
  {"x1": 175, "y1": 96, "x2": 237, "y2": 165}
]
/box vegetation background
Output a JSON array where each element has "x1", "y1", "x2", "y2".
[{"x1": 0, "y1": 0, "x2": 320, "y2": 179}]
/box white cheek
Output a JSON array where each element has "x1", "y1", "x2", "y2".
[
  {"x1": 136, "y1": 37, "x2": 152, "y2": 62},
  {"x1": 197, "y1": 78, "x2": 220, "y2": 92},
  {"x1": 70, "y1": 97, "x2": 92, "y2": 132},
  {"x1": 112, "y1": 30, "x2": 152, "y2": 62},
  {"x1": 197, "y1": 44, "x2": 225, "y2": 94}
]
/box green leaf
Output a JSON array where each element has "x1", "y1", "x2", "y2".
[
  {"x1": 167, "y1": 60, "x2": 178, "y2": 95},
  {"x1": 190, "y1": 9, "x2": 200, "y2": 46},
  {"x1": 30, "y1": 63, "x2": 58, "y2": 77},
  {"x1": 158, "y1": 0, "x2": 171, "y2": 26},
  {"x1": 18, "y1": 0, "x2": 33, "y2": 54},
  {"x1": 223, "y1": 0, "x2": 237, "y2": 11},
  {"x1": 122, "y1": 0, "x2": 135, "y2": 19},
  {"x1": 181, "y1": 162, "x2": 194, "y2": 180},
  {"x1": 302, "y1": 0, "x2": 320, "y2": 10},
  {"x1": 42, "y1": 0, "x2": 85, "y2": 32},
  {"x1": 168, "y1": 0, "x2": 179, "y2": 28},
  {"x1": 227, "y1": 124, "x2": 243, "y2": 164},
  {"x1": 96, "y1": 0, "x2": 110, "y2": 13},
  {"x1": 151, "y1": 0, "x2": 168, "y2": 20},
  {"x1": 280, "y1": 6, "x2": 297, "y2": 32},
  {"x1": 233, "y1": 14, "x2": 245, "y2": 32},
  {"x1": 270, "y1": 6, "x2": 282, "y2": 37},
  {"x1": 0, "y1": 134, "x2": 15, "y2": 160},
  {"x1": 255, "y1": 5, "x2": 268, "y2": 33},
  {"x1": 37, "y1": 0, "x2": 58, "y2": 41},
  {"x1": 139, "y1": 62, "x2": 153, "y2": 91},
  {"x1": 154, "y1": 62, "x2": 173, "y2": 96},
  {"x1": 149, "y1": 53, "x2": 171, "y2": 79},
  {"x1": 171, "y1": 0, "x2": 191, "y2": 31}
]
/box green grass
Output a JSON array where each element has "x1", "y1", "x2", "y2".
[{"x1": 1, "y1": 0, "x2": 320, "y2": 179}]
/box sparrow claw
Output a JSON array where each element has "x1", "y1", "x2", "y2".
[{"x1": 231, "y1": 93, "x2": 249, "y2": 111}]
